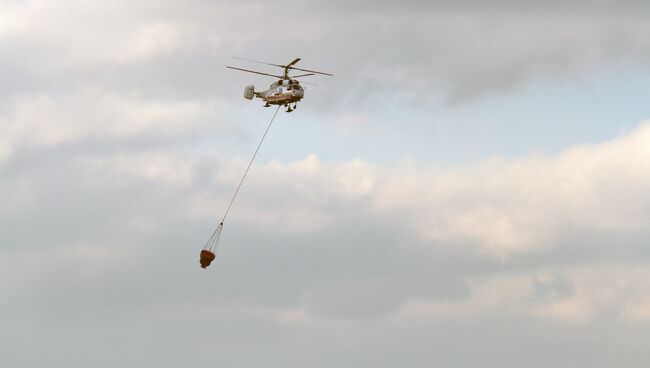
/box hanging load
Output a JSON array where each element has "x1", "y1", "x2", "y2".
[
  {"x1": 201, "y1": 221, "x2": 224, "y2": 269},
  {"x1": 199, "y1": 249, "x2": 216, "y2": 269}
]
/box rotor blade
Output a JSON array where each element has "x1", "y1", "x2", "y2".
[
  {"x1": 288, "y1": 66, "x2": 333, "y2": 76},
  {"x1": 226, "y1": 66, "x2": 283, "y2": 79},
  {"x1": 290, "y1": 73, "x2": 315, "y2": 78},
  {"x1": 232, "y1": 56, "x2": 285, "y2": 68},
  {"x1": 233, "y1": 56, "x2": 332, "y2": 76},
  {"x1": 287, "y1": 58, "x2": 301, "y2": 67}
]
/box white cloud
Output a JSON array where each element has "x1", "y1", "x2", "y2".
[
  {"x1": 67, "y1": 120, "x2": 650, "y2": 262},
  {"x1": 4, "y1": 118, "x2": 650, "y2": 366},
  {"x1": 201, "y1": 154, "x2": 377, "y2": 232},
  {"x1": 0, "y1": 1, "x2": 217, "y2": 74},
  {"x1": 105, "y1": 120, "x2": 650, "y2": 258},
  {"x1": 5, "y1": 0, "x2": 650, "y2": 106},
  {"x1": 115, "y1": 22, "x2": 185, "y2": 63},
  {"x1": 395, "y1": 264, "x2": 650, "y2": 325},
  {"x1": 80, "y1": 152, "x2": 196, "y2": 187},
  {"x1": 370, "y1": 122, "x2": 650, "y2": 256},
  {"x1": 0, "y1": 4, "x2": 25, "y2": 37},
  {"x1": 3, "y1": 1, "x2": 650, "y2": 366},
  {"x1": 0, "y1": 91, "x2": 221, "y2": 162}
]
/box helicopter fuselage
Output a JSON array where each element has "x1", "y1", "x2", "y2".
[{"x1": 255, "y1": 79, "x2": 304, "y2": 105}]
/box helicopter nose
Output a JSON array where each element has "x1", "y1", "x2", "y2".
[{"x1": 294, "y1": 89, "x2": 304, "y2": 98}]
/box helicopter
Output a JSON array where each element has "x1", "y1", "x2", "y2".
[{"x1": 226, "y1": 57, "x2": 332, "y2": 112}]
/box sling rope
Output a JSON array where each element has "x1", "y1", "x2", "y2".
[{"x1": 204, "y1": 105, "x2": 281, "y2": 251}]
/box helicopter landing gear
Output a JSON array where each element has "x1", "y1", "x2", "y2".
[
  {"x1": 264, "y1": 102, "x2": 271, "y2": 107},
  {"x1": 285, "y1": 102, "x2": 297, "y2": 112}
]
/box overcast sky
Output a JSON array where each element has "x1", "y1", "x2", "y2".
[{"x1": 2, "y1": 1, "x2": 650, "y2": 367}]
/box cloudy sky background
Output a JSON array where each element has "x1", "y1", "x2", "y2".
[{"x1": 2, "y1": 0, "x2": 650, "y2": 366}]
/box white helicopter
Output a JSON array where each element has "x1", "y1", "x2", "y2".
[{"x1": 226, "y1": 57, "x2": 332, "y2": 112}]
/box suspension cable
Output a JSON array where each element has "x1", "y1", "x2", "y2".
[{"x1": 204, "y1": 105, "x2": 281, "y2": 251}]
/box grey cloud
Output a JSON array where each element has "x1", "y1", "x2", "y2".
[
  {"x1": 530, "y1": 274, "x2": 573, "y2": 302},
  {"x1": 3, "y1": 2, "x2": 650, "y2": 367},
  {"x1": 305, "y1": 0, "x2": 650, "y2": 13},
  {"x1": 4, "y1": 128, "x2": 650, "y2": 367},
  {"x1": 2, "y1": 0, "x2": 650, "y2": 110}
]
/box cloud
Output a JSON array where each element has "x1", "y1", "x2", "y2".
[
  {"x1": 81, "y1": 152, "x2": 197, "y2": 187},
  {"x1": 2, "y1": 1, "x2": 650, "y2": 366},
  {"x1": 3, "y1": 0, "x2": 650, "y2": 108},
  {"x1": 36, "y1": 119, "x2": 647, "y2": 263},
  {"x1": 370, "y1": 121, "x2": 650, "y2": 257},
  {"x1": 0, "y1": 90, "x2": 222, "y2": 162},
  {"x1": 3, "y1": 118, "x2": 650, "y2": 366},
  {"x1": 113, "y1": 22, "x2": 189, "y2": 64}
]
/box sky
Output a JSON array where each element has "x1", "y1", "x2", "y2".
[{"x1": 2, "y1": 0, "x2": 650, "y2": 366}]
